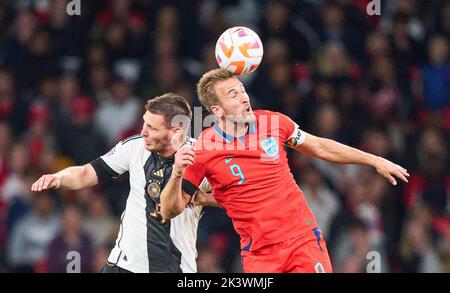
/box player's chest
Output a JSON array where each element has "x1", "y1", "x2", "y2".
[
  {"x1": 129, "y1": 153, "x2": 174, "y2": 199},
  {"x1": 205, "y1": 136, "x2": 286, "y2": 186}
]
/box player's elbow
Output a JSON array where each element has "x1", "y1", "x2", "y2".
[
  {"x1": 298, "y1": 135, "x2": 325, "y2": 159},
  {"x1": 78, "y1": 164, "x2": 98, "y2": 189},
  {"x1": 160, "y1": 205, "x2": 183, "y2": 220}
]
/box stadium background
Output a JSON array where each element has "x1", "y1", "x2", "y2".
[{"x1": 0, "y1": 0, "x2": 448, "y2": 273}]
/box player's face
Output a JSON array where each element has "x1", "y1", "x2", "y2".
[
  {"x1": 213, "y1": 78, "x2": 255, "y2": 123},
  {"x1": 140, "y1": 111, "x2": 174, "y2": 153}
]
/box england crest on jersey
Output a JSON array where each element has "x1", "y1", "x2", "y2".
[{"x1": 260, "y1": 137, "x2": 279, "y2": 157}]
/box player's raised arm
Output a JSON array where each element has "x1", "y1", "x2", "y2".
[
  {"x1": 31, "y1": 164, "x2": 98, "y2": 192},
  {"x1": 160, "y1": 145, "x2": 195, "y2": 219},
  {"x1": 288, "y1": 130, "x2": 410, "y2": 186},
  {"x1": 31, "y1": 135, "x2": 135, "y2": 192}
]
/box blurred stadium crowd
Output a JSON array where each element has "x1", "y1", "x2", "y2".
[{"x1": 0, "y1": 0, "x2": 448, "y2": 273}]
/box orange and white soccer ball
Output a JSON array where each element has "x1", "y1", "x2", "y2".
[{"x1": 215, "y1": 26, "x2": 264, "y2": 76}]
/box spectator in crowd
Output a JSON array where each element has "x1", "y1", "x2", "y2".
[
  {"x1": 47, "y1": 205, "x2": 94, "y2": 273},
  {"x1": 2, "y1": 143, "x2": 32, "y2": 233},
  {"x1": 0, "y1": 121, "x2": 13, "y2": 189},
  {"x1": 421, "y1": 35, "x2": 449, "y2": 111},
  {"x1": 82, "y1": 193, "x2": 116, "y2": 249},
  {"x1": 6, "y1": 191, "x2": 59, "y2": 272},
  {"x1": 94, "y1": 76, "x2": 140, "y2": 145},
  {"x1": 399, "y1": 216, "x2": 441, "y2": 273},
  {"x1": 332, "y1": 218, "x2": 372, "y2": 273},
  {"x1": 58, "y1": 96, "x2": 107, "y2": 165},
  {"x1": 197, "y1": 244, "x2": 225, "y2": 273},
  {"x1": 300, "y1": 164, "x2": 340, "y2": 238},
  {"x1": 0, "y1": 0, "x2": 448, "y2": 273},
  {"x1": 0, "y1": 70, "x2": 28, "y2": 136}
]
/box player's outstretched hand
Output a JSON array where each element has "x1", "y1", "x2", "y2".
[
  {"x1": 31, "y1": 174, "x2": 61, "y2": 192},
  {"x1": 173, "y1": 145, "x2": 195, "y2": 178},
  {"x1": 373, "y1": 156, "x2": 409, "y2": 186}
]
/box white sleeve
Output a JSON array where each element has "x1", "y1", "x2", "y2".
[
  {"x1": 99, "y1": 142, "x2": 130, "y2": 175},
  {"x1": 91, "y1": 135, "x2": 141, "y2": 181},
  {"x1": 285, "y1": 122, "x2": 306, "y2": 147}
]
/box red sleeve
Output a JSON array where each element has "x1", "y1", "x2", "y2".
[
  {"x1": 276, "y1": 112, "x2": 298, "y2": 142},
  {"x1": 183, "y1": 159, "x2": 207, "y2": 187},
  {"x1": 181, "y1": 151, "x2": 208, "y2": 196}
]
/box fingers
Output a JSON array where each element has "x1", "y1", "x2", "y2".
[
  {"x1": 376, "y1": 158, "x2": 411, "y2": 186},
  {"x1": 394, "y1": 170, "x2": 408, "y2": 183},
  {"x1": 177, "y1": 147, "x2": 195, "y2": 158},
  {"x1": 395, "y1": 164, "x2": 409, "y2": 176},
  {"x1": 31, "y1": 176, "x2": 43, "y2": 192},
  {"x1": 181, "y1": 147, "x2": 195, "y2": 157},
  {"x1": 180, "y1": 159, "x2": 194, "y2": 166},
  {"x1": 34, "y1": 176, "x2": 47, "y2": 192},
  {"x1": 392, "y1": 164, "x2": 409, "y2": 183},
  {"x1": 179, "y1": 153, "x2": 195, "y2": 166},
  {"x1": 40, "y1": 176, "x2": 48, "y2": 190},
  {"x1": 45, "y1": 176, "x2": 58, "y2": 189},
  {"x1": 176, "y1": 147, "x2": 195, "y2": 167},
  {"x1": 31, "y1": 175, "x2": 57, "y2": 192},
  {"x1": 31, "y1": 179, "x2": 38, "y2": 192},
  {"x1": 382, "y1": 165, "x2": 409, "y2": 186},
  {"x1": 38, "y1": 176, "x2": 50, "y2": 191},
  {"x1": 386, "y1": 173, "x2": 397, "y2": 186}
]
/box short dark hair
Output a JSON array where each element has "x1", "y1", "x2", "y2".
[{"x1": 145, "y1": 92, "x2": 192, "y2": 128}]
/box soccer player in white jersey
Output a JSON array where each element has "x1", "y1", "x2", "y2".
[{"x1": 31, "y1": 93, "x2": 217, "y2": 273}]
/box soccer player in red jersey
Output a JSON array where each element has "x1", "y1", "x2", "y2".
[{"x1": 160, "y1": 68, "x2": 409, "y2": 273}]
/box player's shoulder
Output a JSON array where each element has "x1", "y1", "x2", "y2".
[
  {"x1": 253, "y1": 109, "x2": 291, "y2": 120},
  {"x1": 254, "y1": 109, "x2": 276, "y2": 116},
  {"x1": 103, "y1": 134, "x2": 143, "y2": 158},
  {"x1": 255, "y1": 109, "x2": 288, "y2": 116},
  {"x1": 121, "y1": 134, "x2": 143, "y2": 145},
  {"x1": 253, "y1": 110, "x2": 294, "y2": 126},
  {"x1": 195, "y1": 127, "x2": 215, "y2": 143},
  {"x1": 118, "y1": 134, "x2": 144, "y2": 151}
]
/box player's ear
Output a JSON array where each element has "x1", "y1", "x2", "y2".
[
  {"x1": 170, "y1": 127, "x2": 183, "y2": 139},
  {"x1": 170, "y1": 127, "x2": 184, "y2": 150},
  {"x1": 210, "y1": 105, "x2": 223, "y2": 118}
]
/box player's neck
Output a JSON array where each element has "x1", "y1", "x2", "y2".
[
  {"x1": 157, "y1": 135, "x2": 187, "y2": 158},
  {"x1": 218, "y1": 119, "x2": 248, "y2": 138},
  {"x1": 157, "y1": 148, "x2": 176, "y2": 159}
]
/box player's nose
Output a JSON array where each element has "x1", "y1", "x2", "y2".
[
  {"x1": 140, "y1": 127, "x2": 147, "y2": 137},
  {"x1": 241, "y1": 94, "x2": 250, "y2": 104}
]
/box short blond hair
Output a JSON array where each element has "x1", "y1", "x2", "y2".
[{"x1": 197, "y1": 68, "x2": 234, "y2": 113}]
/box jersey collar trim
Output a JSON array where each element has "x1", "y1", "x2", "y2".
[{"x1": 213, "y1": 121, "x2": 256, "y2": 144}]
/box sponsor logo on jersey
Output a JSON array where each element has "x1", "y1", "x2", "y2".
[{"x1": 152, "y1": 168, "x2": 164, "y2": 178}]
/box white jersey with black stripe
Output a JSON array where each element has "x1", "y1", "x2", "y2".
[{"x1": 91, "y1": 135, "x2": 203, "y2": 273}]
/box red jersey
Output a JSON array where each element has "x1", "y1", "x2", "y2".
[{"x1": 182, "y1": 110, "x2": 318, "y2": 252}]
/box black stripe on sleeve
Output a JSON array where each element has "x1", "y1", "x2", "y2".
[
  {"x1": 182, "y1": 179, "x2": 197, "y2": 197},
  {"x1": 90, "y1": 158, "x2": 120, "y2": 182}
]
